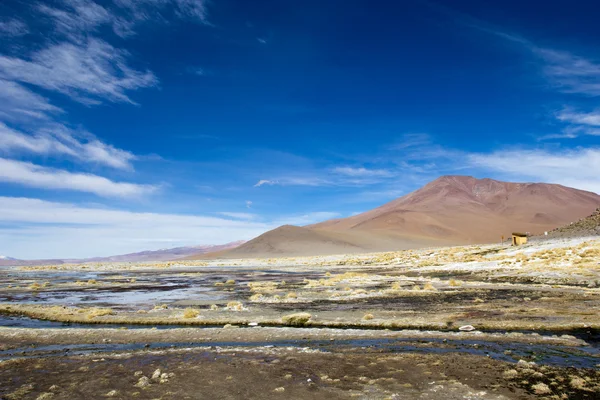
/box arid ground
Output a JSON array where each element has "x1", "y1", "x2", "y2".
[{"x1": 1, "y1": 237, "x2": 599, "y2": 399}]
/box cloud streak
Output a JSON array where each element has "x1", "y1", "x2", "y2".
[
  {"x1": 0, "y1": 39, "x2": 157, "y2": 105},
  {"x1": 0, "y1": 123, "x2": 136, "y2": 170},
  {"x1": 468, "y1": 147, "x2": 600, "y2": 193},
  {"x1": 0, "y1": 158, "x2": 158, "y2": 198},
  {"x1": 332, "y1": 166, "x2": 393, "y2": 178},
  {"x1": 0, "y1": 19, "x2": 28, "y2": 37}
]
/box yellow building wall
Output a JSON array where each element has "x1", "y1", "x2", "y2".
[{"x1": 512, "y1": 236, "x2": 527, "y2": 246}]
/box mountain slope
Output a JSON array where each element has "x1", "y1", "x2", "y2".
[
  {"x1": 188, "y1": 225, "x2": 450, "y2": 259},
  {"x1": 81, "y1": 241, "x2": 246, "y2": 262},
  {"x1": 311, "y1": 176, "x2": 600, "y2": 243},
  {"x1": 211, "y1": 176, "x2": 600, "y2": 258}
]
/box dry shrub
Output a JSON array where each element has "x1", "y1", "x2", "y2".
[
  {"x1": 249, "y1": 293, "x2": 264, "y2": 301},
  {"x1": 363, "y1": 313, "x2": 374, "y2": 320},
  {"x1": 503, "y1": 369, "x2": 519, "y2": 380},
  {"x1": 183, "y1": 308, "x2": 200, "y2": 319},
  {"x1": 226, "y1": 301, "x2": 246, "y2": 311},
  {"x1": 286, "y1": 292, "x2": 297, "y2": 299},
  {"x1": 448, "y1": 279, "x2": 462, "y2": 287},
  {"x1": 531, "y1": 382, "x2": 551, "y2": 395},
  {"x1": 422, "y1": 282, "x2": 436, "y2": 291},
  {"x1": 282, "y1": 312, "x2": 311, "y2": 326},
  {"x1": 86, "y1": 308, "x2": 114, "y2": 320},
  {"x1": 225, "y1": 279, "x2": 236, "y2": 285},
  {"x1": 248, "y1": 281, "x2": 278, "y2": 292},
  {"x1": 569, "y1": 376, "x2": 588, "y2": 390}
]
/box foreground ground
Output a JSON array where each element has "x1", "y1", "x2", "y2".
[{"x1": 0, "y1": 237, "x2": 599, "y2": 399}]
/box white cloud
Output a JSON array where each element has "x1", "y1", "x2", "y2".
[
  {"x1": 0, "y1": 123, "x2": 136, "y2": 170},
  {"x1": 0, "y1": 158, "x2": 158, "y2": 197},
  {"x1": 112, "y1": 0, "x2": 210, "y2": 36},
  {"x1": 534, "y1": 47, "x2": 600, "y2": 96},
  {"x1": 332, "y1": 167, "x2": 393, "y2": 178},
  {"x1": 0, "y1": 39, "x2": 157, "y2": 105},
  {"x1": 468, "y1": 147, "x2": 600, "y2": 193},
  {"x1": 39, "y1": 0, "x2": 210, "y2": 39},
  {"x1": 0, "y1": 79, "x2": 63, "y2": 122},
  {"x1": 38, "y1": 0, "x2": 113, "y2": 38},
  {"x1": 254, "y1": 179, "x2": 278, "y2": 187},
  {"x1": 0, "y1": 19, "x2": 28, "y2": 37},
  {"x1": 245, "y1": 200, "x2": 253, "y2": 208},
  {"x1": 556, "y1": 109, "x2": 600, "y2": 127},
  {"x1": 217, "y1": 212, "x2": 258, "y2": 220},
  {"x1": 0, "y1": 197, "x2": 340, "y2": 258},
  {"x1": 0, "y1": 197, "x2": 268, "y2": 258},
  {"x1": 172, "y1": 0, "x2": 209, "y2": 21}
]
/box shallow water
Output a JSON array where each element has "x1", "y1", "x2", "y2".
[
  {"x1": 0, "y1": 268, "x2": 327, "y2": 309},
  {"x1": 1, "y1": 336, "x2": 598, "y2": 368}
]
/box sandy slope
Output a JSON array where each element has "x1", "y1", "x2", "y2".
[
  {"x1": 192, "y1": 225, "x2": 452, "y2": 258},
  {"x1": 192, "y1": 176, "x2": 600, "y2": 258}
]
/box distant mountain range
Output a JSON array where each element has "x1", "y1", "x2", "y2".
[
  {"x1": 0, "y1": 241, "x2": 245, "y2": 267},
  {"x1": 188, "y1": 175, "x2": 600, "y2": 258}
]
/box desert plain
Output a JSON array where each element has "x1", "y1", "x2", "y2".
[{"x1": 0, "y1": 236, "x2": 599, "y2": 399}]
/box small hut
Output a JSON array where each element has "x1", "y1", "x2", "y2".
[{"x1": 512, "y1": 232, "x2": 528, "y2": 246}]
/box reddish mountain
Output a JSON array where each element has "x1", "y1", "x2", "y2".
[
  {"x1": 211, "y1": 176, "x2": 600, "y2": 258},
  {"x1": 312, "y1": 175, "x2": 600, "y2": 243}
]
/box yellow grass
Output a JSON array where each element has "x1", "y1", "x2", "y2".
[{"x1": 183, "y1": 308, "x2": 200, "y2": 319}]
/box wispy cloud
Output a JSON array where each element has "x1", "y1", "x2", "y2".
[
  {"x1": 0, "y1": 123, "x2": 136, "y2": 170},
  {"x1": 0, "y1": 158, "x2": 158, "y2": 198},
  {"x1": 254, "y1": 176, "x2": 331, "y2": 187},
  {"x1": 112, "y1": 0, "x2": 210, "y2": 36},
  {"x1": 468, "y1": 147, "x2": 600, "y2": 193},
  {"x1": 557, "y1": 108, "x2": 600, "y2": 126},
  {"x1": 0, "y1": 19, "x2": 28, "y2": 37},
  {"x1": 39, "y1": 0, "x2": 211, "y2": 39},
  {"x1": 533, "y1": 48, "x2": 600, "y2": 97},
  {"x1": 391, "y1": 133, "x2": 432, "y2": 150},
  {"x1": 38, "y1": 0, "x2": 113, "y2": 38},
  {"x1": 217, "y1": 212, "x2": 258, "y2": 220},
  {"x1": 0, "y1": 39, "x2": 157, "y2": 105},
  {"x1": 0, "y1": 79, "x2": 63, "y2": 122},
  {"x1": 254, "y1": 179, "x2": 278, "y2": 187},
  {"x1": 332, "y1": 166, "x2": 393, "y2": 178}
]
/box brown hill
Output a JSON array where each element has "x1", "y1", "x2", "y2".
[
  {"x1": 197, "y1": 176, "x2": 600, "y2": 258},
  {"x1": 311, "y1": 175, "x2": 600, "y2": 243}
]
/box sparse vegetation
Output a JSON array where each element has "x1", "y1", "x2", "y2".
[
  {"x1": 183, "y1": 308, "x2": 200, "y2": 319},
  {"x1": 281, "y1": 312, "x2": 311, "y2": 326}
]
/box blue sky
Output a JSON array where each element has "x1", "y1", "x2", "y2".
[{"x1": 1, "y1": 0, "x2": 599, "y2": 258}]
